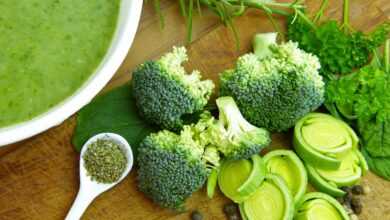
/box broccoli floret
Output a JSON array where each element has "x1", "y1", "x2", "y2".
[
  {"x1": 132, "y1": 47, "x2": 214, "y2": 130},
  {"x1": 137, "y1": 98, "x2": 270, "y2": 209},
  {"x1": 137, "y1": 120, "x2": 220, "y2": 210},
  {"x1": 220, "y1": 33, "x2": 325, "y2": 132},
  {"x1": 212, "y1": 96, "x2": 271, "y2": 160}
]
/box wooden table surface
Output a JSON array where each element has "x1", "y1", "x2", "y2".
[{"x1": 0, "y1": 1, "x2": 389, "y2": 219}]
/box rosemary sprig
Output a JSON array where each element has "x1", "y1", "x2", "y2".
[{"x1": 151, "y1": 0, "x2": 305, "y2": 48}]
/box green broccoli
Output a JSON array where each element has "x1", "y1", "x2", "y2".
[
  {"x1": 137, "y1": 118, "x2": 220, "y2": 210},
  {"x1": 132, "y1": 46, "x2": 214, "y2": 130},
  {"x1": 136, "y1": 98, "x2": 270, "y2": 209},
  {"x1": 220, "y1": 33, "x2": 325, "y2": 132},
  {"x1": 207, "y1": 97, "x2": 271, "y2": 160}
]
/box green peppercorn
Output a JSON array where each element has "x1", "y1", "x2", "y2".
[
  {"x1": 351, "y1": 197, "x2": 362, "y2": 214},
  {"x1": 341, "y1": 186, "x2": 351, "y2": 193},
  {"x1": 191, "y1": 210, "x2": 203, "y2": 220},
  {"x1": 229, "y1": 214, "x2": 241, "y2": 220},
  {"x1": 363, "y1": 185, "x2": 371, "y2": 195},
  {"x1": 336, "y1": 197, "x2": 345, "y2": 204},
  {"x1": 224, "y1": 203, "x2": 239, "y2": 216},
  {"x1": 350, "y1": 214, "x2": 359, "y2": 220},
  {"x1": 351, "y1": 185, "x2": 364, "y2": 195},
  {"x1": 344, "y1": 191, "x2": 353, "y2": 205}
]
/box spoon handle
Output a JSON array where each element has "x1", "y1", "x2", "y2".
[{"x1": 65, "y1": 188, "x2": 96, "y2": 220}]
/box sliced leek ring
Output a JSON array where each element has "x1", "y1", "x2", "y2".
[
  {"x1": 218, "y1": 155, "x2": 266, "y2": 203},
  {"x1": 306, "y1": 148, "x2": 367, "y2": 197},
  {"x1": 263, "y1": 149, "x2": 307, "y2": 204},
  {"x1": 294, "y1": 192, "x2": 350, "y2": 220},
  {"x1": 240, "y1": 174, "x2": 294, "y2": 220},
  {"x1": 294, "y1": 113, "x2": 358, "y2": 169}
]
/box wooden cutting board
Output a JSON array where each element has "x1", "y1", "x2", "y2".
[{"x1": 0, "y1": 1, "x2": 389, "y2": 219}]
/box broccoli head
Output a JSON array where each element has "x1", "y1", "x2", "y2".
[
  {"x1": 137, "y1": 120, "x2": 220, "y2": 210},
  {"x1": 220, "y1": 33, "x2": 325, "y2": 132},
  {"x1": 132, "y1": 47, "x2": 214, "y2": 130}
]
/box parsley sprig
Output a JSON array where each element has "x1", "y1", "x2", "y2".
[{"x1": 287, "y1": 0, "x2": 389, "y2": 80}]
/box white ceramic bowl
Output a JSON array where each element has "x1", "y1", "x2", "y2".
[{"x1": 0, "y1": 0, "x2": 143, "y2": 147}]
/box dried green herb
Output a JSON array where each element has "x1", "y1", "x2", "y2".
[{"x1": 83, "y1": 139, "x2": 127, "y2": 183}]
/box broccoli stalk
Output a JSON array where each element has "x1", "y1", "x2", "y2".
[
  {"x1": 132, "y1": 47, "x2": 214, "y2": 131},
  {"x1": 253, "y1": 32, "x2": 278, "y2": 59},
  {"x1": 214, "y1": 96, "x2": 271, "y2": 160}
]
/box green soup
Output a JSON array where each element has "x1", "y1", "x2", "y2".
[{"x1": 0, "y1": 0, "x2": 120, "y2": 127}]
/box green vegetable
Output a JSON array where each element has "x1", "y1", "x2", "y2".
[
  {"x1": 239, "y1": 174, "x2": 294, "y2": 220},
  {"x1": 83, "y1": 139, "x2": 127, "y2": 184},
  {"x1": 306, "y1": 164, "x2": 346, "y2": 198},
  {"x1": 293, "y1": 113, "x2": 358, "y2": 169},
  {"x1": 73, "y1": 84, "x2": 156, "y2": 156},
  {"x1": 207, "y1": 168, "x2": 218, "y2": 198},
  {"x1": 263, "y1": 149, "x2": 307, "y2": 204},
  {"x1": 287, "y1": 0, "x2": 389, "y2": 79},
  {"x1": 220, "y1": 32, "x2": 325, "y2": 132},
  {"x1": 132, "y1": 46, "x2": 214, "y2": 130},
  {"x1": 137, "y1": 117, "x2": 220, "y2": 210},
  {"x1": 325, "y1": 39, "x2": 390, "y2": 180},
  {"x1": 218, "y1": 155, "x2": 266, "y2": 203},
  {"x1": 362, "y1": 148, "x2": 390, "y2": 180},
  {"x1": 207, "y1": 96, "x2": 271, "y2": 160},
  {"x1": 294, "y1": 192, "x2": 350, "y2": 220},
  {"x1": 135, "y1": 96, "x2": 269, "y2": 209},
  {"x1": 294, "y1": 113, "x2": 367, "y2": 196},
  {"x1": 306, "y1": 148, "x2": 367, "y2": 197}
]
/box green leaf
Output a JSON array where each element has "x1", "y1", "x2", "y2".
[
  {"x1": 72, "y1": 84, "x2": 157, "y2": 158},
  {"x1": 287, "y1": 10, "x2": 389, "y2": 79},
  {"x1": 359, "y1": 116, "x2": 390, "y2": 158},
  {"x1": 362, "y1": 147, "x2": 390, "y2": 180}
]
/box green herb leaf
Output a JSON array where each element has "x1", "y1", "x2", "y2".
[
  {"x1": 72, "y1": 84, "x2": 157, "y2": 158},
  {"x1": 324, "y1": 41, "x2": 390, "y2": 180},
  {"x1": 362, "y1": 148, "x2": 390, "y2": 180},
  {"x1": 359, "y1": 117, "x2": 390, "y2": 158},
  {"x1": 287, "y1": 5, "x2": 389, "y2": 79}
]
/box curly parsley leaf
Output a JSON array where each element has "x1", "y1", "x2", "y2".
[{"x1": 287, "y1": 1, "x2": 389, "y2": 79}]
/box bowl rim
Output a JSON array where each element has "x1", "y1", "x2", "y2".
[{"x1": 0, "y1": 0, "x2": 144, "y2": 147}]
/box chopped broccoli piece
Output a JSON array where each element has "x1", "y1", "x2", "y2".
[
  {"x1": 220, "y1": 33, "x2": 325, "y2": 132},
  {"x1": 213, "y1": 96, "x2": 271, "y2": 160},
  {"x1": 137, "y1": 117, "x2": 220, "y2": 210},
  {"x1": 132, "y1": 47, "x2": 214, "y2": 130},
  {"x1": 136, "y1": 98, "x2": 270, "y2": 209}
]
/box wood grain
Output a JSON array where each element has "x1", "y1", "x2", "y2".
[{"x1": 0, "y1": 0, "x2": 389, "y2": 219}]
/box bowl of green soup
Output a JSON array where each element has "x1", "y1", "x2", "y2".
[{"x1": 0, "y1": 0, "x2": 143, "y2": 146}]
